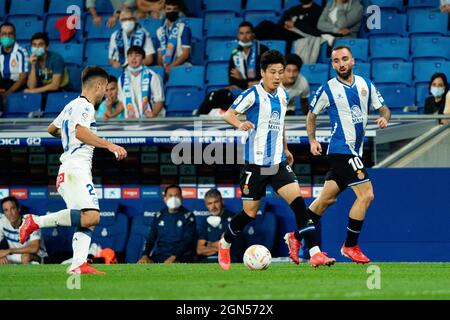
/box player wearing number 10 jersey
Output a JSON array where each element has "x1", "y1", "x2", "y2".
[
  {"x1": 19, "y1": 67, "x2": 127, "y2": 274},
  {"x1": 306, "y1": 45, "x2": 391, "y2": 264}
]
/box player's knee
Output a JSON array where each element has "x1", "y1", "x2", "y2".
[
  {"x1": 359, "y1": 191, "x2": 374, "y2": 204},
  {"x1": 324, "y1": 197, "x2": 337, "y2": 207},
  {"x1": 81, "y1": 210, "x2": 100, "y2": 227}
]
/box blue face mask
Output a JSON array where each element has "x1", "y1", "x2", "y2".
[
  {"x1": 127, "y1": 65, "x2": 143, "y2": 73},
  {"x1": 0, "y1": 37, "x2": 15, "y2": 48},
  {"x1": 430, "y1": 86, "x2": 445, "y2": 98},
  {"x1": 31, "y1": 47, "x2": 46, "y2": 57}
]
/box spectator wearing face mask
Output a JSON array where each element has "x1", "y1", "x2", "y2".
[
  {"x1": 424, "y1": 73, "x2": 450, "y2": 125},
  {"x1": 25, "y1": 32, "x2": 70, "y2": 93},
  {"x1": 137, "y1": 185, "x2": 197, "y2": 264},
  {"x1": 109, "y1": 8, "x2": 155, "y2": 68}
]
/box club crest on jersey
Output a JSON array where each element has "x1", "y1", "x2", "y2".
[
  {"x1": 361, "y1": 88, "x2": 368, "y2": 97},
  {"x1": 357, "y1": 170, "x2": 365, "y2": 180},
  {"x1": 268, "y1": 111, "x2": 281, "y2": 131},
  {"x1": 351, "y1": 105, "x2": 363, "y2": 124}
]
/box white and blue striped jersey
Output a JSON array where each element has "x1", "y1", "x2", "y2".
[
  {"x1": 230, "y1": 82, "x2": 288, "y2": 166},
  {"x1": 0, "y1": 42, "x2": 29, "y2": 81},
  {"x1": 52, "y1": 97, "x2": 97, "y2": 169},
  {"x1": 310, "y1": 75, "x2": 384, "y2": 157}
]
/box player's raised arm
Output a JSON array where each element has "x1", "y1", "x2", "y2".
[
  {"x1": 376, "y1": 106, "x2": 391, "y2": 129},
  {"x1": 306, "y1": 111, "x2": 322, "y2": 156}
]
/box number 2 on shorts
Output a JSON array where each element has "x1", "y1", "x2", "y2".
[{"x1": 86, "y1": 184, "x2": 96, "y2": 196}]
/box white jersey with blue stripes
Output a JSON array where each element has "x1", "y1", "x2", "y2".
[
  {"x1": 231, "y1": 82, "x2": 288, "y2": 166},
  {"x1": 52, "y1": 97, "x2": 97, "y2": 168},
  {"x1": 310, "y1": 75, "x2": 384, "y2": 157}
]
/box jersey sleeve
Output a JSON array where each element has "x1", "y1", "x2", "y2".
[
  {"x1": 370, "y1": 82, "x2": 385, "y2": 110},
  {"x1": 52, "y1": 110, "x2": 65, "y2": 128},
  {"x1": 309, "y1": 85, "x2": 330, "y2": 115},
  {"x1": 181, "y1": 25, "x2": 191, "y2": 47},
  {"x1": 0, "y1": 219, "x2": 4, "y2": 243},
  {"x1": 230, "y1": 89, "x2": 256, "y2": 114},
  {"x1": 71, "y1": 103, "x2": 94, "y2": 128},
  {"x1": 144, "y1": 31, "x2": 156, "y2": 55},
  {"x1": 29, "y1": 229, "x2": 41, "y2": 242},
  {"x1": 150, "y1": 72, "x2": 164, "y2": 103}
]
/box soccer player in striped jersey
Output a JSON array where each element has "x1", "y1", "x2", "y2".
[
  {"x1": 219, "y1": 50, "x2": 336, "y2": 270},
  {"x1": 19, "y1": 66, "x2": 127, "y2": 274},
  {"x1": 306, "y1": 45, "x2": 391, "y2": 264}
]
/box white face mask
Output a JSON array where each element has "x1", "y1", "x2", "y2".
[
  {"x1": 166, "y1": 196, "x2": 182, "y2": 210},
  {"x1": 238, "y1": 40, "x2": 253, "y2": 48},
  {"x1": 430, "y1": 86, "x2": 445, "y2": 98},
  {"x1": 121, "y1": 20, "x2": 135, "y2": 33},
  {"x1": 207, "y1": 216, "x2": 221, "y2": 228}
]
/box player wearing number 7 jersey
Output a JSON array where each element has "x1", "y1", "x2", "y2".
[
  {"x1": 19, "y1": 66, "x2": 127, "y2": 274},
  {"x1": 306, "y1": 45, "x2": 391, "y2": 264}
]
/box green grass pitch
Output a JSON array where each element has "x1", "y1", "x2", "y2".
[{"x1": 1, "y1": 263, "x2": 450, "y2": 300}]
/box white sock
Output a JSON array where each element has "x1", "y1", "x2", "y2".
[
  {"x1": 309, "y1": 246, "x2": 321, "y2": 257},
  {"x1": 70, "y1": 231, "x2": 92, "y2": 269},
  {"x1": 220, "y1": 238, "x2": 231, "y2": 249},
  {"x1": 34, "y1": 209, "x2": 72, "y2": 228}
]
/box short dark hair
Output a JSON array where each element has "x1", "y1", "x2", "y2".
[
  {"x1": 285, "y1": 53, "x2": 303, "y2": 70},
  {"x1": 31, "y1": 32, "x2": 49, "y2": 46},
  {"x1": 239, "y1": 21, "x2": 255, "y2": 33},
  {"x1": 0, "y1": 22, "x2": 16, "y2": 35},
  {"x1": 164, "y1": 184, "x2": 182, "y2": 196},
  {"x1": 260, "y1": 49, "x2": 286, "y2": 71},
  {"x1": 108, "y1": 75, "x2": 118, "y2": 84},
  {"x1": 127, "y1": 45, "x2": 146, "y2": 58},
  {"x1": 1, "y1": 196, "x2": 19, "y2": 209},
  {"x1": 81, "y1": 66, "x2": 109, "y2": 86},
  {"x1": 204, "y1": 189, "x2": 222, "y2": 200},
  {"x1": 332, "y1": 45, "x2": 353, "y2": 56},
  {"x1": 429, "y1": 72, "x2": 449, "y2": 94}
]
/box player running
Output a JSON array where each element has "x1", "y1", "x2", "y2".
[
  {"x1": 19, "y1": 66, "x2": 127, "y2": 274},
  {"x1": 219, "y1": 50, "x2": 336, "y2": 270},
  {"x1": 305, "y1": 45, "x2": 391, "y2": 264}
]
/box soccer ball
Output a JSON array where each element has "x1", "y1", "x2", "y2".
[{"x1": 243, "y1": 244, "x2": 272, "y2": 271}]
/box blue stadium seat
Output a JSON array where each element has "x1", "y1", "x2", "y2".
[
  {"x1": 260, "y1": 40, "x2": 287, "y2": 55},
  {"x1": 372, "y1": 61, "x2": 413, "y2": 85},
  {"x1": 148, "y1": 66, "x2": 165, "y2": 82},
  {"x1": 205, "y1": 16, "x2": 243, "y2": 38},
  {"x1": 44, "y1": 92, "x2": 79, "y2": 118},
  {"x1": 413, "y1": 60, "x2": 450, "y2": 85},
  {"x1": 205, "y1": 61, "x2": 229, "y2": 92},
  {"x1": 408, "y1": 0, "x2": 440, "y2": 8},
  {"x1": 204, "y1": 0, "x2": 241, "y2": 15},
  {"x1": 369, "y1": 37, "x2": 410, "y2": 61},
  {"x1": 67, "y1": 65, "x2": 82, "y2": 91},
  {"x1": 300, "y1": 64, "x2": 329, "y2": 86},
  {"x1": 102, "y1": 66, "x2": 123, "y2": 78},
  {"x1": 245, "y1": 0, "x2": 282, "y2": 13},
  {"x1": 48, "y1": 0, "x2": 84, "y2": 14},
  {"x1": 244, "y1": 12, "x2": 279, "y2": 28},
  {"x1": 166, "y1": 66, "x2": 205, "y2": 90},
  {"x1": 308, "y1": 84, "x2": 321, "y2": 104},
  {"x1": 6, "y1": 16, "x2": 44, "y2": 40},
  {"x1": 50, "y1": 42, "x2": 83, "y2": 66},
  {"x1": 91, "y1": 201, "x2": 129, "y2": 257},
  {"x1": 285, "y1": 0, "x2": 323, "y2": 8},
  {"x1": 190, "y1": 39, "x2": 205, "y2": 65},
  {"x1": 334, "y1": 39, "x2": 369, "y2": 62},
  {"x1": 9, "y1": 0, "x2": 44, "y2": 15},
  {"x1": 0, "y1": 0, "x2": 6, "y2": 17},
  {"x1": 411, "y1": 36, "x2": 450, "y2": 61},
  {"x1": 165, "y1": 87, "x2": 205, "y2": 116},
  {"x1": 369, "y1": 0, "x2": 404, "y2": 12},
  {"x1": 84, "y1": 13, "x2": 120, "y2": 39},
  {"x1": 45, "y1": 14, "x2": 84, "y2": 42},
  {"x1": 205, "y1": 39, "x2": 236, "y2": 61},
  {"x1": 93, "y1": 0, "x2": 114, "y2": 14},
  {"x1": 5, "y1": 93, "x2": 42, "y2": 118},
  {"x1": 408, "y1": 9, "x2": 448, "y2": 35},
  {"x1": 415, "y1": 83, "x2": 430, "y2": 107},
  {"x1": 84, "y1": 39, "x2": 110, "y2": 66},
  {"x1": 139, "y1": 18, "x2": 163, "y2": 39},
  {"x1": 366, "y1": 13, "x2": 407, "y2": 37},
  {"x1": 183, "y1": 17, "x2": 204, "y2": 41},
  {"x1": 377, "y1": 85, "x2": 415, "y2": 113},
  {"x1": 329, "y1": 62, "x2": 371, "y2": 79}
]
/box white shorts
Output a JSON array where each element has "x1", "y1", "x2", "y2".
[{"x1": 56, "y1": 165, "x2": 99, "y2": 211}]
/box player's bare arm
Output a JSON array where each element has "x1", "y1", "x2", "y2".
[
  {"x1": 2, "y1": 239, "x2": 40, "y2": 256},
  {"x1": 376, "y1": 106, "x2": 391, "y2": 129},
  {"x1": 75, "y1": 124, "x2": 128, "y2": 160},
  {"x1": 223, "y1": 108, "x2": 254, "y2": 131},
  {"x1": 47, "y1": 123, "x2": 61, "y2": 138},
  {"x1": 283, "y1": 126, "x2": 294, "y2": 166},
  {"x1": 306, "y1": 111, "x2": 322, "y2": 156}
]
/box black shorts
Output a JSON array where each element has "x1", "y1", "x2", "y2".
[
  {"x1": 325, "y1": 154, "x2": 370, "y2": 191},
  {"x1": 239, "y1": 161, "x2": 298, "y2": 201}
]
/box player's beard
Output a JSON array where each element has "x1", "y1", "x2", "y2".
[{"x1": 336, "y1": 66, "x2": 353, "y2": 81}]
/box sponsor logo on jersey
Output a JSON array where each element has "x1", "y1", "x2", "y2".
[
  {"x1": 351, "y1": 105, "x2": 364, "y2": 124},
  {"x1": 268, "y1": 111, "x2": 281, "y2": 131}
]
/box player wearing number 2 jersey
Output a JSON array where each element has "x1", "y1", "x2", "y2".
[
  {"x1": 19, "y1": 66, "x2": 127, "y2": 274},
  {"x1": 306, "y1": 45, "x2": 391, "y2": 264}
]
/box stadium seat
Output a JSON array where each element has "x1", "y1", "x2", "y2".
[
  {"x1": 165, "y1": 87, "x2": 205, "y2": 116},
  {"x1": 366, "y1": 13, "x2": 407, "y2": 37},
  {"x1": 102, "y1": 66, "x2": 123, "y2": 78},
  {"x1": 329, "y1": 62, "x2": 371, "y2": 79},
  {"x1": 369, "y1": 37, "x2": 410, "y2": 61},
  {"x1": 138, "y1": 18, "x2": 163, "y2": 39},
  {"x1": 408, "y1": 0, "x2": 440, "y2": 8},
  {"x1": 5, "y1": 93, "x2": 42, "y2": 118},
  {"x1": 413, "y1": 60, "x2": 450, "y2": 85},
  {"x1": 6, "y1": 16, "x2": 44, "y2": 40},
  {"x1": 377, "y1": 85, "x2": 415, "y2": 113},
  {"x1": 205, "y1": 39, "x2": 236, "y2": 61},
  {"x1": 0, "y1": 0, "x2": 6, "y2": 17},
  {"x1": 285, "y1": 0, "x2": 323, "y2": 8},
  {"x1": 148, "y1": 66, "x2": 165, "y2": 82},
  {"x1": 300, "y1": 64, "x2": 329, "y2": 86},
  {"x1": 84, "y1": 39, "x2": 110, "y2": 66},
  {"x1": 166, "y1": 66, "x2": 205, "y2": 90},
  {"x1": 50, "y1": 42, "x2": 83, "y2": 66},
  {"x1": 415, "y1": 83, "x2": 430, "y2": 107},
  {"x1": 84, "y1": 13, "x2": 120, "y2": 39},
  {"x1": 260, "y1": 40, "x2": 287, "y2": 55},
  {"x1": 205, "y1": 61, "x2": 229, "y2": 92},
  {"x1": 183, "y1": 17, "x2": 204, "y2": 41},
  {"x1": 408, "y1": 9, "x2": 448, "y2": 35},
  {"x1": 48, "y1": 0, "x2": 84, "y2": 14},
  {"x1": 44, "y1": 92, "x2": 79, "y2": 118},
  {"x1": 245, "y1": 0, "x2": 282, "y2": 13},
  {"x1": 244, "y1": 12, "x2": 279, "y2": 28},
  {"x1": 190, "y1": 39, "x2": 204, "y2": 65},
  {"x1": 205, "y1": 16, "x2": 243, "y2": 38},
  {"x1": 371, "y1": 61, "x2": 413, "y2": 85},
  {"x1": 93, "y1": 0, "x2": 114, "y2": 14},
  {"x1": 203, "y1": 0, "x2": 241, "y2": 15},
  {"x1": 369, "y1": 0, "x2": 404, "y2": 12},
  {"x1": 334, "y1": 39, "x2": 369, "y2": 62},
  {"x1": 91, "y1": 201, "x2": 129, "y2": 260},
  {"x1": 9, "y1": 0, "x2": 45, "y2": 16},
  {"x1": 67, "y1": 65, "x2": 82, "y2": 91},
  {"x1": 411, "y1": 36, "x2": 450, "y2": 61},
  {"x1": 45, "y1": 14, "x2": 83, "y2": 42}
]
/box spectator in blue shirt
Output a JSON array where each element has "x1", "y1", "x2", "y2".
[
  {"x1": 25, "y1": 33, "x2": 70, "y2": 94},
  {"x1": 138, "y1": 185, "x2": 197, "y2": 264},
  {"x1": 156, "y1": 0, "x2": 192, "y2": 77}
]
